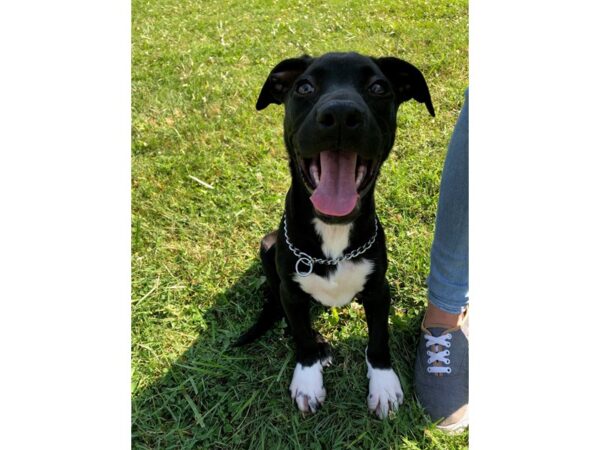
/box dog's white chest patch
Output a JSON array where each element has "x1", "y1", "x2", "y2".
[
  {"x1": 312, "y1": 218, "x2": 351, "y2": 258},
  {"x1": 294, "y1": 259, "x2": 374, "y2": 307},
  {"x1": 293, "y1": 219, "x2": 374, "y2": 307}
]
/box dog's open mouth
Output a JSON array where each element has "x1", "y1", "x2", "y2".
[{"x1": 298, "y1": 150, "x2": 379, "y2": 217}]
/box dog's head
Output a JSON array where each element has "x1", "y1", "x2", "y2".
[{"x1": 256, "y1": 52, "x2": 434, "y2": 224}]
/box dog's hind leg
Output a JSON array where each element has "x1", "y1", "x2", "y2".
[
  {"x1": 233, "y1": 231, "x2": 285, "y2": 346},
  {"x1": 260, "y1": 231, "x2": 279, "y2": 289}
]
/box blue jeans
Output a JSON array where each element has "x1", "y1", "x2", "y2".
[{"x1": 427, "y1": 89, "x2": 469, "y2": 314}]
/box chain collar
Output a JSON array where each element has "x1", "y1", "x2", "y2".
[{"x1": 283, "y1": 214, "x2": 378, "y2": 277}]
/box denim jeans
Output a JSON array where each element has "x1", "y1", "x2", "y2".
[{"x1": 427, "y1": 89, "x2": 469, "y2": 314}]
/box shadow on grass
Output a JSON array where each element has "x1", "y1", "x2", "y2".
[{"x1": 132, "y1": 260, "x2": 467, "y2": 450}]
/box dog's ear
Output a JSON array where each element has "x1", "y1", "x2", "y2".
[
  {"x1": 256, "y1": 55, "x2": 313, "y2": 110},
  {"x1": 373, "y1": 57, "x2": 435, "y2": 117}
]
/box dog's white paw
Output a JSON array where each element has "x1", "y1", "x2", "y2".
[
  {"x1": 290, "y1": 361, "x2": 327, "y2": 414},
  {"x1": 366, "y1": 360, "x2": 404, "y2": 419}
]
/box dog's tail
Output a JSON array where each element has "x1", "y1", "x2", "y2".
[
  {"x1": 232, "y1": 241, "x2": 285, "y2": 347},
  {"x1": 232, "y1": 289, "x2": 284, "y2": 347}
]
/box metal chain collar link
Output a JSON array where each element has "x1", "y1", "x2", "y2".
[{"x1": 283, "y1": 214, "x2": 378, "y2": 277}]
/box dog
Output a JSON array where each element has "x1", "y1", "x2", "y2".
[{"x1": 234, "y1": 52, "x2": 434, "y2": 418}]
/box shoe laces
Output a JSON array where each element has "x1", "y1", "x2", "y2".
[{"x1": 424, "y1": 333, "x2": 453, "y2": 374}]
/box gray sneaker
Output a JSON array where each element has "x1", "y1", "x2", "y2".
[{"x1": 414, "y1": 311, "x2": 469, "y2": 433}]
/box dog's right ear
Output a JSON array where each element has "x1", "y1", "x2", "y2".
[
  {"x1": 373, "y1": 57, "x2": 435, "y2": 117},
  {"x1": 256, "y1": 55, "x2": 313, "y2": 110}
]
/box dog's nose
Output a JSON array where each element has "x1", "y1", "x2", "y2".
[{"x1": 317, "y1": 101, "x2": 364, "y2": 130}]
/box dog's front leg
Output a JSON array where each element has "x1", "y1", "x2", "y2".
[
  {"x1": 280, "y1": 282, "x2": 332, "y2": 414},
  {"x1": 362, "y1": 279, "x2": 404, "y2": 419}
]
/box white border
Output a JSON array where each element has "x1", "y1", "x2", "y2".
[
  {"x1": 0, "y1": 2, "x2": 131, "y2": 449},
  {"x1": 471, "y1": 1, "x2": 600, "y2": 448},
  {"x1": 1, "y1": 1, "x2": 599, "y2": 448}
]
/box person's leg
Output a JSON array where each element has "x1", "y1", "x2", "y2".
[
  {"x1": 427, "y1": 88, "x2": 469, "y2": 320},
  {"x1": 415, "y1": 88, "x2": 469, "y2": 433}
]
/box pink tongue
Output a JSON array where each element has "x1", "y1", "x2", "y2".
[{"x1": 310, "y1": 151, "x2": 359, "y2": 216}]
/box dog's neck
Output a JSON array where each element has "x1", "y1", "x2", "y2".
[
  {"x1": 284, "y1": 174, "x2": 377, "y2": 256},
  {"x1": 311, "y1": 218, "x2": 353, "y2": 259}
]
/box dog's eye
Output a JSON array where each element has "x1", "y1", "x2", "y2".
[
  {"x1": 296, "y1": 81, "x2": 315, "y2": 95},
  {"x1": 368, "y1": 82, "x2": 388, "y2": 96}
]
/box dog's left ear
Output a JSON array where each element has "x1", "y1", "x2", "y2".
[
  {"x1": 256, "y1": 55, "x2": 313, "y2": 110},
  {"x1": 373, "y1": 57, "x2": 435, "y2": 117}
]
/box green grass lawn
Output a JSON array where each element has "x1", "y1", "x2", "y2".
[{"x1": 132, "y1": 0, "x2": 468, "y2": 448}]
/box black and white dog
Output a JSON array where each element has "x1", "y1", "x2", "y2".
[{"x1": 235, "y1": 52, "x2": 434, "y2": 418}]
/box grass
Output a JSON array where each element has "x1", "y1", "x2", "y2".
[{"x1": 132, "y1": 0, "x2": 468, "y2": 448}]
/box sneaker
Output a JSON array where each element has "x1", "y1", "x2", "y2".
[{"x1": 414, "y1": 310, "x2": 469, "y2": 433}]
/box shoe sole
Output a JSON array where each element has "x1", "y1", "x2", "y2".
[{"x1": 436, "y1": 413, "x2": 469, "y2": 435}]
